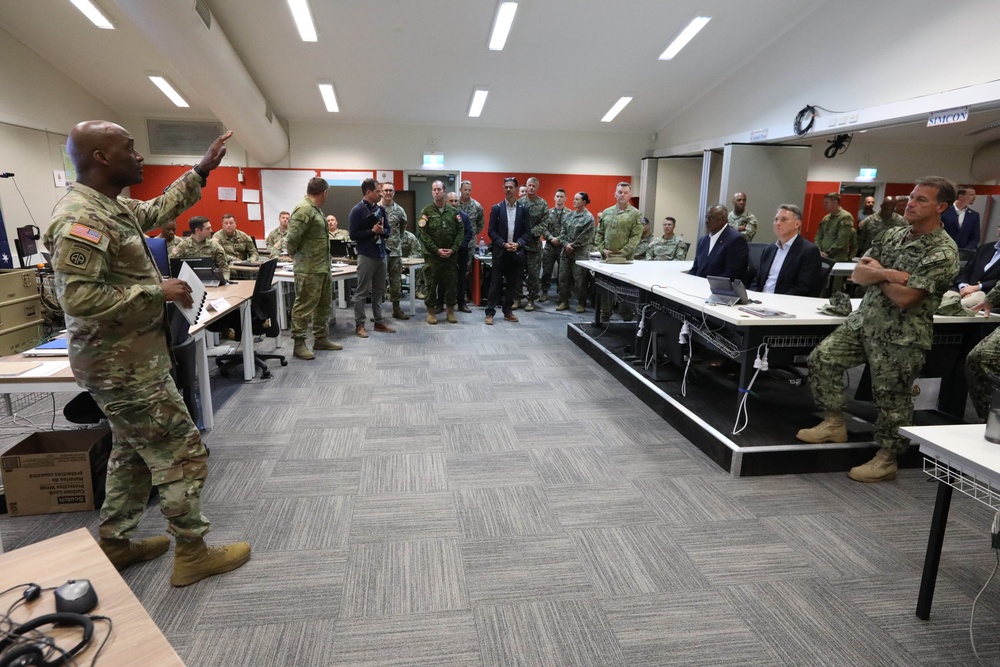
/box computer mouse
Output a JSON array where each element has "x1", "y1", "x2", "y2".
[{"x1": 55, "y1": 579, "x2": 98, "y2": 614}]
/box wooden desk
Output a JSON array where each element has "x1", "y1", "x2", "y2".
[{"x1": 0, "y1": 529, "x2": 183, "y2": 665}]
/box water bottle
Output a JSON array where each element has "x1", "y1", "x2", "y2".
[{"x1": 478, "y1": 238, "x2": 486, "y2": 256}]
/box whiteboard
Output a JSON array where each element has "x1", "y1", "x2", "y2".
[{"x1": 261, "y1": 169, "x2": 317, "y2": 235}]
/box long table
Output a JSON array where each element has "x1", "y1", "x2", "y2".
[{"x1": 0, "y1": 280, "x2": 256, "y2": 431}]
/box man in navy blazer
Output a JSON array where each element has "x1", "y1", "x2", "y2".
[
  {"x1": 485, "y1": 177, "x2": 531, "y2": 324},
  {"x1": 946, "y1": 226, "x2": 1000, "y2": 308},
  {"x1": 941, "y1": 186, "x2": 980, "y2": 251},
  {"x1": 689, "y1": 205, "x2": 749, "y2": 281},
  {"x1": 749, "y1": 204, "x2": 823, "y2": 296}
]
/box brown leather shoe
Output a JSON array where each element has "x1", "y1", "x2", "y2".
[
  {"x1": 485, "y1": 315, "x2": 494, "y2": 325},
  {"x1": 459, "y1": 304, "x2": 472, "y2": 313},
  {"x1": 355, "y1": 323, "x2": 369, "y2": 338},
  {"x1": 504, "y1": 312, "x2": 519, "y2": 322},
  {"x1": 373, "y1": 321, "x2": 396, "y2": 333}
]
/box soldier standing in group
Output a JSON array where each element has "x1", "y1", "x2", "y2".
[
  {"x1": 815, "y1": 192, "x2": 858, "y2": 294},
  {"x1": 595, "y1": 181, "x2": 642, "y2": 318},
  {"x1": 45, "y1": 121, "x2": 249, "y2": 586},
  {"x1": 538, "y1": 188, "x2": 570, "y2": 302},
  {"x1": 214, "y1": 213, "x2": 258, "y2": 262},
  {"x1": 381, "y1": 182, "x2": 410, "y2": 320},
  {"x1": 265, "y1": 211, "x2": 291, "y2": 257},
  {"x1": 172, "y1": 216, "x2": 230, "y2": 281},
  {"x1": 417, "y1": 180, "x2": 464, "y2": 324},
  {"x1": 727, "y1": 192, "x2": 758, "y2": 241},
  {"x1": 448, "y1": 191, "x2": 475, "y2": 313},
  {"x1": 456, "y1": 180, "x2": 485, "y2": 304},
  {"x1": 798, "y1": 177, "x2": 959, "y2": 483},
  {"x1": 650, "y1": 216, "x2": 689, "y2": 261},
  {"x1": 286, "y1": 177, "x2": 343, "y2": 359},
  {"x1": 556, "y1": 191, "x2": 595, "y2": 313},
  {"x1": 857, "y1": 196, "x2": 906, "y2": 257},
  {"x1": 520, "y1": 177, "x2": 549, "y2": 311}
]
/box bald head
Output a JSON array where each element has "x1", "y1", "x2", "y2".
[{"x1": 67, "y1": 120, "x2": 144, "y2": 195}]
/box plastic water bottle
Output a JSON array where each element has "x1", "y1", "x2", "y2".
[{"x1": 478, "y1": 238, "x2": 486, "y2": 256}]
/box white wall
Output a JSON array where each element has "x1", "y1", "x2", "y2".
[
  {"x1": 653, "y1": 157, "x2": 702, "y2": 244},
  {"x1": 807, "y1": 138, "x2": 976, "y2": 185}
]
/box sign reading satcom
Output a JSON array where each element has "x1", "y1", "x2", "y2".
[{"x1": 927, "y1": 106, "x2": 969, "y2": 127}]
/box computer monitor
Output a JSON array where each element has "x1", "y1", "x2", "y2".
[
  {"x1": 329, "y1": 239, "x2": 357, "y2": 259},
  {"x1": 170, "y1": 257, "x2": 224, "y2": 286},
  {"x1": 145, "y1": 236, "x2": 170, "y2": 277}
]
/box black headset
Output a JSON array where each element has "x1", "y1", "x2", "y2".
[{"x1": 0, "y1": 612, "x2": 94, "y2": 667}]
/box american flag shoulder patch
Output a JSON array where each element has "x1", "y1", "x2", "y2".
[{"x1": 69, "y1": 223, "x2": 103, "y2": 245}]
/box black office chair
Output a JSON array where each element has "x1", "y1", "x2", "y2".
[
  {"x1": 215, "y1": 259, "x2": 287, "y2": 380},
  {"x1": 958, "y1": 247, "x2": 976, "y2": 269},
  {"x1": 746, "y1": 242, "x2": 768, "y2": 286},
  {"x1": 815, "y1": 256, "x2": 837, "y2": 297}
]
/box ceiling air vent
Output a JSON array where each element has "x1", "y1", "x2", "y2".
[
  {"x1": 147, "y1": 119, "x2": 224, "y2": 156},
  {"x1": 194, "y1": 0, "x2": 212, "y2": 30}
]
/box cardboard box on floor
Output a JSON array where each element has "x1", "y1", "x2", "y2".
[{"x1": 1, "y1": 429, "x2": 111, "y2": 517}]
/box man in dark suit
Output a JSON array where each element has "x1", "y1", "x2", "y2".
[
  {"x1": 749, "y1": 204, "x2": 823, "y2": 296},
  {"x1": 941, "y1": 186, "x2": 980, "y2": 251},
  {"x1": 689, "y1": 205, "x2": 748, "y2": 281},
  {"x1": 485, "y1": 177, "x2": 531, "y2": 325},
  {"x1": 945, "y1": 226, "x2": 1000, "y2": 308}
]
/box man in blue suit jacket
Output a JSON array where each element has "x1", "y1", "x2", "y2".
[
  {"x1": 941, "y1": 186, "x2": 980, "y2": 251},
  {"x1": 485, "y1": 177, "x2": 531, "y2": 324},
  {"x1": 748, "y1": 204, "x2": 823, "y2": 296},
  {"x1": 689, "y1": 205, "x2": 749, "y2": 281}
]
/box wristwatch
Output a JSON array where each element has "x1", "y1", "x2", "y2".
[{"x1": 193, "y1": 165, "x2": 209, "y2": 184}]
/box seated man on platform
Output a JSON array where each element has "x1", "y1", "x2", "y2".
[
  {"x1": 749, "y1": 205, "x2": 822, "y2": 296},
  {"x1": 944, "y1": 225, "x2": 1000, "y2": 309},
  {"x1": 689, "y1": 205, "x2": 748, "y2": 281},
  {"x1": 173, "y1": 216, "x2": 230, "y2": 281}
]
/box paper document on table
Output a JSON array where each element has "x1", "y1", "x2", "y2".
[
  {"x1": 17, "y1": 360, "x2": 71, "y2": 377},
  {"x1": 0, "y1": 362, "x2": 42, "y2": 376},
  {"x1": 176, "y1": 263, "x2": 207, "y2": 325},
  {"x1": 209, "y1": 297, "x2": 231, "y2": 312}
]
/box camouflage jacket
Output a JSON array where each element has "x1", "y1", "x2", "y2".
[
  {"x1": 287, "y1": 196, "x2": 330, "y2": 274},
  {"x1": 727, "y1": 211, "x2": 758, "y2": 241},
  {"x1": 213, "y1": 228, "x2": 258, "y2": 262},
  {"x1": 650, "y1": 235, "x2": 690, "y2": 261},
  {"x1": 519, "y1": 195, "x2": 549, "y2": 252},
  {"x1": 43, "y1": 171, "x2": 202, "y2": 391},
  {"x1": 383, "y1": 202, "x2": 409, "y2": 258},
  {"x1": 815, "y1": 209, "x2": 857, "y2": 261},
  {"x1": 456, "y1": 197, "x2": 485, "y2": 236},
  {"x1": 172, "y1": 236, "x2": 230, "y2": 280},
  {"x1": 265, "y1": 227, "x2": 288, "y2": 255},
  {"x1": 417, "y1": 203, "x2": 463, "y2": 259},
  {"x1": 634, "y1": 234, "x2": 661, "y2": 260},
  {"x1": 541, "y1": 206, "x2": 571, "y2": 246},
  {"x1": 595, "y1": 204, "x2": 642, "y2": 259},
  {"x1": 857, "y1": 211, "x2": 906, "y2": 257},
  {"x1": 401, "y1": 230, "x2": 422, "y2": 258},
  {"x1": 329, "y1": 229, "x2": 351, "y2": 241},
  {"x1": 158, "y1": 232, "x2": 181, "y2": 254},
  {"x1": 561, "y1": 210, "x2": 595, "y2": 259},
  {"x1": 847, "y1": 225, "x2": 958, "y2": 350}
]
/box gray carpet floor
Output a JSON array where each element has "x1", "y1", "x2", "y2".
[{"x1": 3, "y1": 301, "x2": 1000, "y2": 666}]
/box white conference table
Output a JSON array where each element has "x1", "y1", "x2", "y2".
[{"x1": 900, "y1": 424, "x2": 1000, "y2": 620}]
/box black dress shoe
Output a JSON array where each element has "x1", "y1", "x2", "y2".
[{"x1": 459, "y1": 305, "x2": 472, "y2": 313}]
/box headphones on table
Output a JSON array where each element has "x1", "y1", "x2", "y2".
[{"x1": 0, "y1": 612, "x2": 94, "y2": 667}]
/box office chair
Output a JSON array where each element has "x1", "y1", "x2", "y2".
[
  {"x1": 215, "y1": 259, "x2": 287, "y2": 380},
  {"x1": 678, "y1": 240, "x2": 691, "y2": 260},
  {"x1": 958, "y1": 247, "x2": 976, "y2": 269},
  {"x1": 815, "y1": 256, "x2": 837, "y2": 297},
  {"x1": 745, "y1": 242, "x2": 768, "y2": 286}
]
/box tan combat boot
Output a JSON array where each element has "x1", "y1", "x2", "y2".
[
  {"x1": 392, "y1": 301, "x2": 410, "y2": 320},
  {"x1": 427, "y1": 310, "x2": 438, "y2": 325},
  {"x1": 555, "y1": 302, "x2": 569, "y2": 311},
  {"x1": 796, "y1": 411, "x2": 848, "y2": 443},
  {"x1": 446, "y1": 306, "x2": 458, "y2": 323},
  {"x1": 171, "y1": 538, "x2": 251, "y2": 587},
  {"x1": 313, "y1": 337, "x2": 343, "y2": 351},
  {"x1": 99, "y1": 536, "x2": 170, "y2": 571},
  {"x1": 848, "y1": 448, "x2": 898, "y2": 483},
  {"x1": 293, "y1": 339, "x2": 314, "y2": 360}
]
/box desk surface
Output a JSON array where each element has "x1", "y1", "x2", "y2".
[
  {"x1": 0, "y1": 529, "x2": 183, "y2": 665},
  {"x1": 900, "y1": 424, "x2": 1000, "y2": 483}
]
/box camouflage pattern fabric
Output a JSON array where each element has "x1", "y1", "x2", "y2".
[
  {"x1": 857, "y1": 211, "x2": 906, "y2": 257},
  {"x1": 213, "y1": 228, "x2": 258, "y2": 262},
  {"x1": 265, "y1": 227, "x2": 288, "y2": 256},
  {"x1": 456, "y1": 197, "x2": 485, "y2": 236},
  {"x1": 633, "y1": 234, "x2": 662, "y2": 260},
  {"x1": 286, "y1": 197, "x2": 330, "y2": 274},
  {"x1": 94, "y1": 379, "x2": 210, "y2": 541},
  {"x1": 158, "y1": 232, "x2": 182, "y2": 255},
  {"x1": 966, "y1": 327, "x2": 1000, "y2": 421},
  {"x1": 557, "y1": 210, "x2": 595, "y2": 305},
  {"x1": 650, "y1": 236, "x2": 689, "y2": 261},
  {"x1": 384, "y1": 202, "x2": 409, "y2": 258},
  {"x1": 815, "y1": 209, "x2": 857, "y2": 261},
  {"x1": 520, "y1": 195, "x2": 549, "y2": 301},
  {"x1": 172, "y1": 236, "x2": 230, "y2": 281},
  {"x1": 291, "y1": 272, "x2": 333, "y2": 341},
  {"x1": 595, "y1": 204, "x2": 642, "y2": 259},
  {"x1": 417, "y1": 203, "x2": 463, "y2": 308},
  {"x1": 541, "y1": 206, "x2": 570, "y2": 295},
  {"x1": 329, "y1": 229, "x2": 351, "y2": 241},
  {"x1": 727, "y1": 211, "x2": 758, "y2": 241}
]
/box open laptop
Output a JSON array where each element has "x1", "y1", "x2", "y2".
[
  {"x1": 329, "y1": 239, "x2": 358, "y2": 260},
  {"x1": 170, "y1": 257, "x2": 224, "y2": 287},
  {"x1": 706, "y1": 275, "x2": 750, "y2": 306}
]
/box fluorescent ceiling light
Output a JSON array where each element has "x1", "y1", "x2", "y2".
[
  {"x1": 601, "y1": 97, "x2": 632, "y2": 123},
  {"x1": 318, "y1": 83, "x2": 339, "y2": 112},
  {"x1": 69, "y1": 0, "x2": 114, "y2": 29},
  {"x1": 148, "y1": 76, "x2": 189, "y2": 108},
  {"x1": 287, "y1": 0, "x2": 318, "y2": 42},
  {"x1": 659, "y1": 16, "x2": 711, "y2": 60},
  {"x1": 469, "y1": 89, "x2": 489, "y2": 118},
  {"x1": 489, "y1": 2, "x2": 518, "y2": 50}
]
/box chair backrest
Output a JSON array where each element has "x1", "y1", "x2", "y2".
[
  {"x1": 145, "y1": 236, "x2": 170, "y2": 277},
  {"x1": 253, "y1": 258, "x2": 279, "y2": 296},
  {"x1": 252, "y1": 286, "x2": 280, "y2": 338},
  {"x1": 816, "y1": 256, "x2": 837, "y2": 297},
  {"x1": 746, "y1": 242, "x2": 769, "y2": 286},
  {"x1": 678, "y1": 240, "x2": 691, "y2": 260}
]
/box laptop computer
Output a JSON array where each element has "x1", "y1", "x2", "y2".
[
  {"x1": 706, "y1": 276, "x2": 750, "y2": 306},
  {"x1": 329, "y1": 239, "x2": 358, "y2": 259},
  {"x1": 170, "y1": 257, "x2": 224, "y2": 287}
]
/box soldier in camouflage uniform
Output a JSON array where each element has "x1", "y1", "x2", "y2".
[
  {"x1": 157, "y1": 219, "x2": 182, "y2": 254},
  {"x1": 456, "y1": 180, "x2": 485, "y2": 303},
  {"x1": 539, "y1": 189, "x2": 570, "y2": 301},
  {"x1": 520, "y1": 177, "x2": 549, "y2": 311},
  {"x1": 727, "y1": 192, "x2": 758, "y2": 241},
  {"x1": 799, "y1": 177, "x2": 959, "y2": 483},
  {"x1": 650, "y1": 216, "x2": 690, "y2": 261},
  {"x1": 286, "y1": 177, "x2": 343, "y2": 359},
  {"x1": 448, "y1": 192, "x2": 475, "y2": 313},
  {"x1": 44, "y1": 121, "x2": 248, "y2": 586},
  {"x1": 815, "y1": 193, "x2": 858, "y2": 294},
  {"x1": 556, "y1": 192, "x2": 595, "y2": 313},
  {"x1": 381, "y1": 183, "x2": 410, "y2": 320},
  {"x1": 966, "y1": 283, "x2": 1000, "y2": 421},
  {"x1": 172, "y1": 216, "x2": 230, "y2": 281},
  {"x1": 417, "y1": 180, "x2": 464, "y2": 324},
  {"x1": 327, "y1": 215, "x2": 351, "y2": 241},
  {"x1": 213, "y1": 214, "x2": 258, "y2": 262},
  {"x1": 595, "y1": 182, "x2": 643, "y2": 319},
  {"x1": 633, "y1": 217, "x2": 663, "y2": 260},
  {"x1": 265, "y1": 211, "x2": 290, "y2": 257},
  {"x1": 857, "y1": 196, "x2": 906, "y2": 257}
]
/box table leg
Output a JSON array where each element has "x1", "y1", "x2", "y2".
[
  {"x1": 241, "y1": 300, "x2": 254, "y2": 381},
  {"x1": 194, "y1": 331, "x2": 213, "y2": 431},
  {"x1": 916, "y1": 480, "x2": 953, "y2": 620},
  {"x1": 336, "y1": 277, "x2": 347, "y2": 309},
  {"x1": 409, "y1": 264, "x2": 418, "y2": 315},
  {"x1": 276, "y1": 283, "x2": 287, "y2": 330}
]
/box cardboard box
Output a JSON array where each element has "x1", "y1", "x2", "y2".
[
  {"x1": 1, "y1": 429, "x2": 111, "y2": 517},
  {"x1": 0, "y1": 270, "x2": 39, "y2": 302},
  {"x1": 0, "y1": 320, "x2": 44, "y2": 356},
  {"x1": 0, "y1": 296, "x2": 43, "y2": 330}
]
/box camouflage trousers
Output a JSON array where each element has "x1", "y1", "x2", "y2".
[
  {"x1": 557, "y1": 254, "x2": 588, "y2": 305},
  {"x1": 966, "y1": 327, "x2": 1000, "y2": 421},
  {"x1": 387, "y1": 255, "x2": 404, "y2": 302},
  {"x1": 524, "y1": 249, "x2": 542, "y2": 301},
  {"x1": 92, "y1": 379, "x2": 210, "y2": 542},
  {"x1": 541, "y1": 246, "x2": 561, "y2": 296},
  {"x1": 808, "y1": 324, "x2": 925, "y2": 453},
  {"x1": 423, "y1": 256, "x2": 457, "y2": 308},
  {"x1": 291, "y1": 272, "x2": 332, "y2": 341}
]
